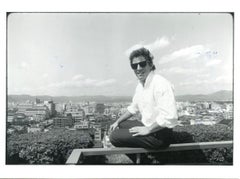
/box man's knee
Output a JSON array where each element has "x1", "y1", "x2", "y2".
[
  {"x1": 109, "y1": 129, "x2": 122, "y2": 146},
  {"x1": 109, "y1": 129, "x2": 131, "y2": 147},
  {"x1": 109, "y1": 130, "x2": 117, "y2": 144}
]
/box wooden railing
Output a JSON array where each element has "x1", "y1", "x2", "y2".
[{"x1": 66, "y1": 140, "x2": 233, "y2": 164}]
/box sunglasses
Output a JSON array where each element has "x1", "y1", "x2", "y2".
[{"x1": 130, "y1": 61, "x2": 147, "y2": 70}]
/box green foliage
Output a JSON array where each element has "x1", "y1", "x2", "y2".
[
  {"x1": 172, "y1": 123, "x2": 232, "y2": 142},
  {"x1": 7, "y1": 129, "x2": 94, "y2": 164},
  {"x1": 151, "y1": 124, "x2": 233, "y2": 165},
  {"x1": 7, "y1": 123, "x2": 233, "y2": 165}
]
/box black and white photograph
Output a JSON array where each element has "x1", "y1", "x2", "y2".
[{"x1": 6, "y1": 12, "x2": 234, "y2": 165}]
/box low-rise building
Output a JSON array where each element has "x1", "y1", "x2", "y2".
[
  {"x1": 223, "y1": 111, "x2": 233, "y2": 120},
  {"x1": 65, "y1": 104, "x2": 85, "y2": 119},
  {"x1": 7, "y1": 128, "x2": 15, "y2": 134},
  {"x1": 17, "y1": 103, "x2": 34, "y2": 113},
  {"x1": 74, "y1": 120, "x2": 89, "y2": 129},
  {"x1": 94, "y1": 128, "x2": 102, "y2": 141},
  {"x1": 27, "y1": 127, "x2": 42, "y2": 133},
  {"x1": 190, "y1": 119, "x2": 217, "y2": 125},
  {"x1": 53, "y1": 116, "x2": 74, "y2": 128},
  {"x1": 25, "y1": 108, "x2": 49, "y2": 119},
  {"x1": 7, "y1": 114, "x2": 15, "y2": 123}
]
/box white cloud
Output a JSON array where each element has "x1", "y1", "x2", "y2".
[
  {"x1": 214, "y1": 75, "x2": 232, "y2": 83},
  {"x1": 72, "y1": 74, "x2": 84, "y2": 81},
  {"x1": 197, "y1": 74, "x2": 210, "y2": 78},
  {"x1": 42, "y1": 73, "x2": 49, "y2": 78},
  {"x1": 159, "y1": 67, "x2": 200, "y2": 74},
  {"x1": 179, "y1": 75, "x2": 232, "y2": 86},
  {"x1": 83, "y1": 78, "x2": 97, "y2": 85},
  {"x1": 47, "y1": 76, "x2": 116, "y2": 90},
  {"x1": 48, "y1": 81, "x2": 70, "y2": 88},
  {"x1": 125, "y1": 43, "x2": 144, "y2": 56},
  {"x1": 9, "y1": 87, "x2": 32, "y2": 94},
  {"x1": 159, "y1": 45, "x2": 209, "y2": 64},
  {"x1": 125, "y1": 37, "x2": 170, "y2": 56},
  {"x1": 95, "y1": 79, "x2": 116, "y2": 87},
  {"x1": 145, "y1": 37, "x2": 170, "y2": 51},
  {"x1": 205, "y1": 59, "x2": 222, "y2": 67},
  {"x1": 179, "y1": 80, "x2": 208, "y2": 86}
]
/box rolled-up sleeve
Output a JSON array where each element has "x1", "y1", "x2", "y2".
[
  {"x1": 127, "y1": 93, "x2": 139, "y2": 115},
  {"x1": 153, "y1": 81, "x2": 178, "y2": 128}
]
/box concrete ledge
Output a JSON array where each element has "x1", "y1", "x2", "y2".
[{"x1": 66, "y1": 140, "x2": 233, "y2": 164}]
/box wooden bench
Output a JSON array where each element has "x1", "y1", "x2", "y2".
[{"x1": 66, "y1": 140, "x2": 233, "y2": 164}]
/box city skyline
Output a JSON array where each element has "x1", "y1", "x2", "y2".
[{"x1": 8, "y1": 13, "x2": 233, "y2": 96}]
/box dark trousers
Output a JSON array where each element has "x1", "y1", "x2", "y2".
[{"x1": 109, "y1": 120, "x2": 173, "y2": 149}]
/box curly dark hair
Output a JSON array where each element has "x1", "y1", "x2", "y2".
[{"x1": 129, "y1": 47, "x2": 156, "y2": 71}]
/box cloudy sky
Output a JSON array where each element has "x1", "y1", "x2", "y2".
[{"x1": 8, "y1": 13, "x2": 233, "y2": 96}]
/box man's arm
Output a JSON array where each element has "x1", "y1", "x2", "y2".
[
  {"x1": 130, "y1": 79, "x2": 178, "y2": 136},
  {"x1": 115, "y1": 110, "x2": 133, "y2": 125},
  {"x1": 153, "y1": 80, "x2": 178, "y2": 128},
  {"x1": 109, "y1": 110, "x2": 133, "y2": 132}
]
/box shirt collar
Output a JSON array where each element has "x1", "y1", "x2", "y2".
[{"x1": 140, "y1": 70, "x2": 154, "y2": 88}]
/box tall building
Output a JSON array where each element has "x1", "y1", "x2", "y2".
[
  {"x1": 35, "y1": 98, "x2": 41, "y2": 104},
  {"x1": 44, "y1": 100, "x2": 56, "y2": 117},
  {"x1": 63, "y1": 103, "x2": 67, "y2": 111},
  {"x1": 95, "y1": 103, "x2": 105, "y2": 114},
  {"x1": 82, "y1": 106, "x2": 94, "y2": 115}
]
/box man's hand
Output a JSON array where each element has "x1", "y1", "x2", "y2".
[
  {"x1": 129, "y1": 126, "x2": 151, "y2": 136},
  {"x1": 109, "y1": 121, "x2": 119, "y2": 132}
]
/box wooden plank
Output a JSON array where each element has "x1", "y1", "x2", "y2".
[{"x1": 65, "y1": 149, "x2": 82, "y2": 164}]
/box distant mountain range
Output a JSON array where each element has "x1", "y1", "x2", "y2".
[
  {"x1": 8, "y1": 90, "x2": 232, "y2": 103},
  {"x1": 175, "y1": 90, "x2": 232, "y2": 102},
  {"x1": 7, "y1": 95, "x2": 132, "y2": 103}
]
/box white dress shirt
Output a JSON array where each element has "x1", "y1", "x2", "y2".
[{"x1": 127, "y1": 71, "x2": 178, "y2": 128}]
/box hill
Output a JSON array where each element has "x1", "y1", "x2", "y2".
[
  {"x1": 8, "y1": 90, "x2": 232, "y2": 103},
  {"x1": 7, "y1": 94, "x2": 132, "y2": 103},
  {"x1": 175, "y1": 90, "x2": 232, "y2": 102}
]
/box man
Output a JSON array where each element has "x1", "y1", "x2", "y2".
[{"x1": 109, "y1": 47, "x2": 178, "y2": 150}]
